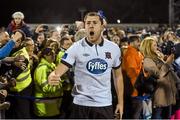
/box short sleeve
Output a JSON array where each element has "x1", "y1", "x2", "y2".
[
  {"x1": 112, "y1": 46, "x2": 121, "y2": 69},
  {"x1": 61, "y1": 43, "x2": 77, "y2": 67}
]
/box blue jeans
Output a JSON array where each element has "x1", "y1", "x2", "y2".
[{"x1": 152, "y1": 106, "x2": 172, "y2": 119}]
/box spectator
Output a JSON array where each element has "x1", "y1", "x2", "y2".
[
  {"x1": 0, "y1": 31, "x2": 22, "y2": 59},
  {"x1": 5, "y1": 30, "x2": 32, "y2": 119},
  {"x1": 55, "y1": 36, "x2": 73, "y2": 118},
  {"x1": 32, "y1": 24, "x2": 49, "y2": 42},
  {"x1": 74, "y1": 29, "x2": 87, "y2": 42},
  {"x1": 111, "y1": 34, "x2": 121, "y2": 46},
  {"x1": 75, "y1": 21, "x2": 84, "y2": 32},
  {"x1": 56, "y1": 36, "x2": 73, "y2": 65},
  {"x1": 122, "y1": 35, "x2": 143, "y2": 119},
  {"x1": 33, "y1": 47, "x2": 63, "y2": 118},
  {"x1": 34, "y1": 32, "x2": 46, "y2": 53},
  {"x1": 49, "y1": 30, "x2": 60, "y2": 42},
  {"x1": 0, "y1": 56, "x2": 25, "y2": 119},
  {"x1": 45, "y1": 38, "x2": 60, "y2": 55},
  {"x1": 0, "y1": 31, "x2": 10, "y2": 46},
  {"x1": 119, "y1": 37, "x2": 129, "y2": 56},
  {"x1": 140, "y1": 37, "x2": 177, "y2": 119},
  {"x1": 22, "y1": 37, "x2": 38, "y2": 70},
  {"x1": 6, "y1": 11, "x2": 32, "y2": 37}
]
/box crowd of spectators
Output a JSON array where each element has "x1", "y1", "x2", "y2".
[{"x1": 0, "y1": 11, "x2": 180, "y2": 119}]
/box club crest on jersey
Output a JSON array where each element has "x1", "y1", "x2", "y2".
[
  {"x1": 105, "y1": 52, "x2": 112, "y2": 59},
  {"x1": 62, "y1": 53, "x2": 68, "y2": 59},
  {"x1": 86, "y1": 58, "x2": 108, "y2": 74}
]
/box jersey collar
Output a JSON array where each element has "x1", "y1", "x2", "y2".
[{"x1": 85, "y1": 37, "x2": 104, "y2": 47}]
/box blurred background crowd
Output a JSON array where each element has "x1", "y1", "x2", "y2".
[{"x1": 0, "y1": 10, "x2": 179, "y2": 119}]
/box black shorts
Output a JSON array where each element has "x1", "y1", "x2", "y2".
[{"x1": 70, "y1": 103, "x2": 114, "y2": 119}]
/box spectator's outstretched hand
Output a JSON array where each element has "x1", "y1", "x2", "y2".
[
  {"x1": 14, "y1": 55, "x2": 27, "y2": 70},
  {"x1": 35, "y1": 24, "x2": 46, "y2": 33}
]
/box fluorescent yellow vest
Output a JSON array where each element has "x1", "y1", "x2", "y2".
[
  {"x1": 34, "y1": 58, "x2": 63, "y2": 117},
  {"x1": 11, "y1": 47, "x2": 32, "y2": 92},
  {"x1": 56, "y1": 50, "x2": 65, "y2": 65}
]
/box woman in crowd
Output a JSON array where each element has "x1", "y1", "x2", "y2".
[
  {"x1": 140, "y1": 37, "x2": 177, "y2": 119},
  {"x1": 6, "y1": 12, "x2": 32, "y2": 37}
]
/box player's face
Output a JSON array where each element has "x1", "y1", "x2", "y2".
[{"x1": 85, "y1": 16, "x2": 104, "y2": 43}]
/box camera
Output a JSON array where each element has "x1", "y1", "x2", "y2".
[
  {"x1": 42, "y1": 25, "x2": 49, "y2": 32},
  {"x1": 160, "y1": 40, "x2": 175, "y2": 55}
]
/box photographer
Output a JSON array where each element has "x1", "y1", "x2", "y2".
[
  {"x1": 32, "y1": 24, "x2": 49, "y2": 55},
  {"x1": 32, "y1": 24, "x2": 49, "y2": 41},
  {"x1": 160, "y1": 31, "x2": 177, "y2": 58}
]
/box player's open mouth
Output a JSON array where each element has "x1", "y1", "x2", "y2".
[{"x1": 90, "y1": 31, "x2": 94, "y2": 36}]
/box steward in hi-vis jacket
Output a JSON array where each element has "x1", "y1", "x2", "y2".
[{"x1": 34, "y1": 48, "x2": 63, "y2": 118}]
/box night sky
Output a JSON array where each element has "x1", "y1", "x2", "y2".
[{"x1": 0, "y1": 0, "x2": 169, "y2": 27}]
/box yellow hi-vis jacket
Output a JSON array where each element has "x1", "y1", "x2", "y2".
[
  {"x1": 55, "y1": 49, "x2": 65, "y2": 65},
  {"x1": 11, "y1": 47, "x2": 32, "y2": 92},
  {"x1": 34, "y1": 58, "x2": 63, "y2": 117}
]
